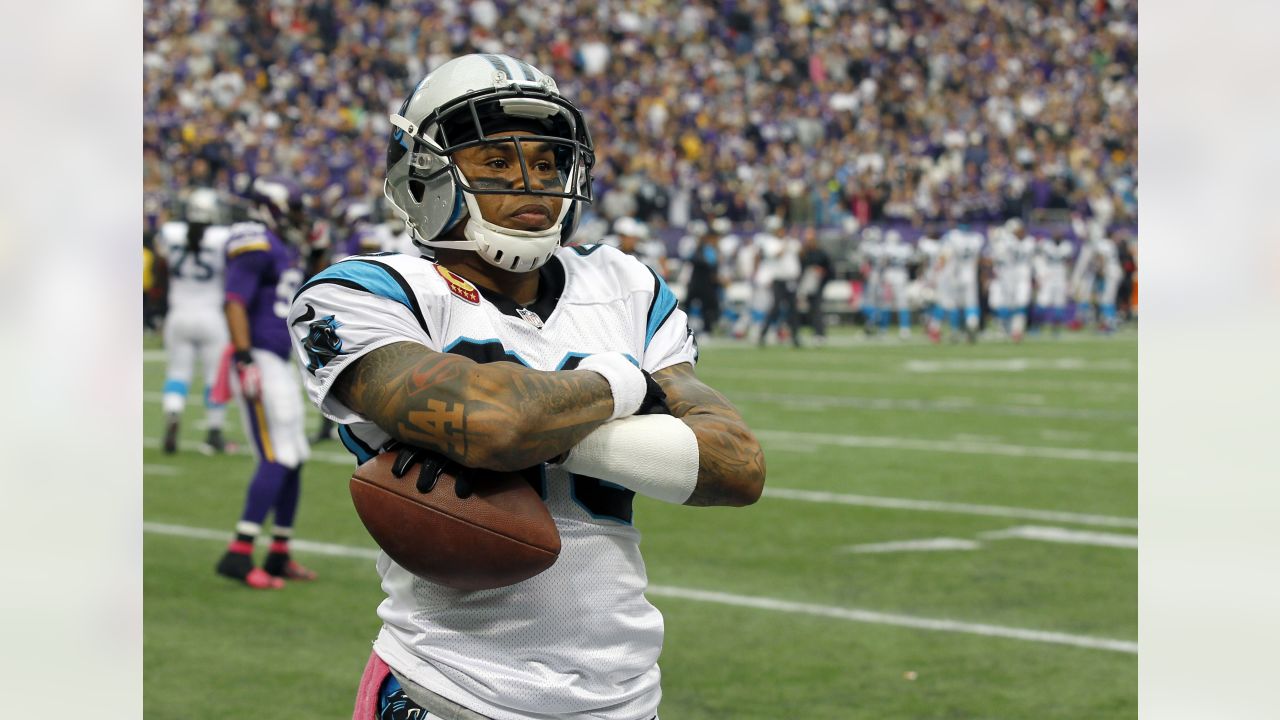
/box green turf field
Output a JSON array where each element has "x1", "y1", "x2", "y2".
[{"x1": 143, "y1": 328, "x2": 1137, "y2": 719}]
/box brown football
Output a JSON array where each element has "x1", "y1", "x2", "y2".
[{"x1": 349, "y1": 452, "x2": 560, "y2": 591}]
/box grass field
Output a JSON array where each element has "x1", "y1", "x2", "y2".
[{"x1": 143, "y1": 327, "x2": 1137, "y2": 719}]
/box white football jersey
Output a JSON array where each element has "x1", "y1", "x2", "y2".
[
  {"x1": 1037, "y1": 238, "x2": 1074, "y2": 274},
  {"x1": 883, "y1": 241, "x2": 912, "y2": 272},
  {"x1": 943, "y1": 229, "x2": 983, "y2": 282},
  {"x1": 158, "y1": 221, "x2": 230, "y2": 311},
  {"x1": 288, "y1": 245, "x2": 697, "y2": 720}
]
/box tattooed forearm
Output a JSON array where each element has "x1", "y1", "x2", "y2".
[
  {"x1": 652, "y1": 363, "x2": 766, "y2": 507},
  {"x1": 333, "y1": 341, "x2": 614, "y2": 471}
]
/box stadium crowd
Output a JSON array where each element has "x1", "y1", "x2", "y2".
[{"x1": 144, "y1": 0, "x2": 1137, "y2": 237}]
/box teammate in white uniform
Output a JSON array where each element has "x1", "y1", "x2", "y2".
[
  {"x1": 1034, "y1": 233, "x2": 1074, "y2": 335},
  {"x1": 1071, "y1": 221, "x2": 1124, "y2": 332},
  {"x1": 942, "y1": 225, "x2": 984, "y2": 342},
  {"x1": 988, "y1": 219, "x2": 1036, "y2": 342},
  {"x1": 858, "y1": 226, "x2": 885, "y2": 335},
  {"x1": 606, "y1": 216, "x2": 668, "y2": 279},
  {"x1": 916, "y1": 232, "x2": 948, "y2": 343},
  {"x1": 288, "y1": 54, "x2": 764, "y2": 720},
  {"x1": 881, "y1": 229, "x2": 912, "y2": 338},
  {"x1": 757, "y1": 223, "x2": 802, "y2": 346},
  {"x1": 156, "y1": 189, "x2": 231, "y2": 453}
]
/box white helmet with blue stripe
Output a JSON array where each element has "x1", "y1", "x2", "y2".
[{"x1": 384, "y1": 54, "x2": 594, "y2": 272}]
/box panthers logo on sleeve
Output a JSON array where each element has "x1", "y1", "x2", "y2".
[{"x1": 294, "y1": 303, "x2": 344, "y2": 374}]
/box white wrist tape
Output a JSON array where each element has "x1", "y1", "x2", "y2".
[
  {"x1": 576, "y1": 352, "x2": 647, "y2": 421},
  {"x1": 560, "y1": 415, "x2": 700, "y2": 504}
]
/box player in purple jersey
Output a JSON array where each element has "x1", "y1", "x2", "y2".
[{"x1": 215, "y1": 176, "x2": 321, "y2": 589}]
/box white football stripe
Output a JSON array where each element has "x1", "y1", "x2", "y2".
[
  {"x1": 144, "y1": 464, "x2": 180, "y2": 476},
  {"x1": 841, "y1": 538, "x2": 982, "y2": 554},
  {"x1": 708, "y1": 367, "x2": 1135, "y2": 394},
  {"x1": 728, "y1": 391, "x2": 1133, "y2": 421},
  {"x1": 143, "y1": 521, "x2": 1136, "y2": 654},
  {"x1": 762, "y1": 488, "x2": 1136, "y2": 528},
  {"x1": 903, "y1": 358, "x2": 1133, "y2": 373},
  {"x1": 756, "y1": 429, "x2": 1137, "y2": 464},
  {"x1": 144, "y1": 521, "x2": 381, "y2": 560},
  {"x1": 980, "y1": 525, "x2": 1139, "y2": 549},
  {"x1": 643, "y1": 586, "x2": 1136, "y2": 654}
]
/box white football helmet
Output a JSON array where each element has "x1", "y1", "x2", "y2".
[
  {"x1": 384, "y1": 54, "x2": 594, "y2": 272},
  {"x1": 185, "y1": 188, "x2": 221, "y2": 225}
]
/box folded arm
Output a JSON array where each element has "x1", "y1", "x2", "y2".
[
  {"x1": 651, "y1": 362, "x2": 765, "y2": 507},
  {"x1": 332, "y1": 341, "x2": 614, "y2": 472}
]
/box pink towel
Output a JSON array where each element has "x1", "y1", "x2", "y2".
[
  {"x1": 353, "y1": 650, "x2": 391, "y2": 720},
  {"x1": 209, "y1": 344, "x2": 235, "y2": 405}
]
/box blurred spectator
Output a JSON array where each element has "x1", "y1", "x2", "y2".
[{"x1": 145, "y1": 0, "x2": 1137, "y2": 240}]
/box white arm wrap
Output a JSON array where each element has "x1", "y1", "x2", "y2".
[
  {"x1": 559, "y1": 414, "x2": 700, "y2": 505},
  {"x1": 576, "y1": 352, "x2": 647, "y2": 421}
]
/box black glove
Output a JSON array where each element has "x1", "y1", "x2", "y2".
[
  {"x1": 384, "y1": 442, "x2": 544, "y2": 498},
  {"x1": 384, "y1": 442, "x2": 474, "y2": 498},
  {"x1": 636, "y1": 370, "x2": 672, "y2": 416}
]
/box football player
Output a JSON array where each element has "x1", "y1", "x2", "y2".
[
  {"x1": 156, "y1": 188, "x2": 231, "y2": 453},
  {"x1": 915, "y1": 230, "x2": 946, "y2": 343},
  {"x1": 988, "y1": 219, "x2": 1035, "y2": 342},
  {"x1": 1034, "y1": 231, "x2": 1074, "y2": 335},
  {"x1": 1071, "y1": 220, "x2": 1124, "y2": 332},
  {"x1": 607, "y1": 216, "x2": 668, "y2": 278},
  {"x1": 858, "y1": 225, "x2": 885, "y2": 335},
  {"x1": 942, "y1": 223, "x2": 984, "y2": 342},
  {"x1": 681, "y1": 220, "x2": 723, "y2": 336},
  {"x1": 333, "y1": 200, "x2": 389, "y2": 261},
  {"x1": 881, "y1": 228, "x2": 912, "y2": 339},
  {"x1": 213, "y1": 176, "x2": 319, "y2": 589},
  {"x1": 288, "y1": 54, "x2": 764, "y2": 720},
  {"x1": 757, "y1": 219, "x2": 802, "y2": 347}
]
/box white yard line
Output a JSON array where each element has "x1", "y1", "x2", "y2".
[
  {"x1": 756, "y1": 429, "x2": 1137, "y2": 464},
  {"x1": 143, "y1": 521, "x2": 1136, "y2": 655},
  {"x1": 903, "y1": 358, "x2": 1133, "y2": 373},
  {"x1": 707, "y1": 367, "x2": 1136, "y2": 394},
  {"x1": 144, "y1": 464, "x2": 181, "y2": 476},
  {"x1": 980, "y1": 525, "x2": 1139, "y2": 549},
  {"x1": 727, "y1": 391, "x2": 1134, "y2": 421},
  {"x1": 841, "y1": 538, "x2": 982, "y2": 553},
  {"x1": 144, "y1": 521, "x2": 381, "y2": 560},
  {"x1": 762, "y1": 488, "x2": 1136, "y2": 529},
  {"x1": 645, "y1": 586, "x2": 1136, "y2": 654},
  {"x1": 143, "y1": 437, "x2": 1137, "y2": 528}
]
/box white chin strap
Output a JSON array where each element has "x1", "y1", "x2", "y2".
[
  {"x1": 460, "y1": 189, "x2": 566, "y2": 273},
  {"x1": 451, "y1": 160, "x2": 579, "y2": 272}
]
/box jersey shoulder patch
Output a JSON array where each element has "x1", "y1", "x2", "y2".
[{"x1": 434, "y1": 265, "x2": 480, "y2": 304}]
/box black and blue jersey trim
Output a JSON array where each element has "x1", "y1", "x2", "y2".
[
  {"x1": 295, "y1": 259, "x2": 432, "y2": 339},
  {"x1": 644, "y1": 267, "x2": 679, "y2": 349}
]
